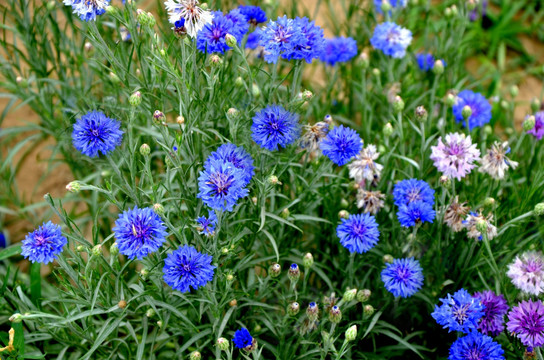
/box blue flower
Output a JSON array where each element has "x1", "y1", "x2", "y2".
[
  {"x1": 196, "y1": 210, "x2": 217, "y2": 237},
  {"x1": 163, "y1": 245, "x2": 215, "y2": 293},
  {"x1": 259, "y1": 16, "x2": 305, "y2": 63},
  {"x1": 320, "y1": 37, "x2": 358, "y2": 66},
  {"x1": 337, "y1": 213, "x2": 380, "y2": 254},
  {"x1": 21, "y1": 221, "x2": 67, "y2": 264},
  {"x1": 204, "y1": 143, "x2": 255, "y2": 185},
  {"x1": 416, "y1": 53, "x2": 435, "y2": 71},
  {"x1": 197, "y1": 11, "x2": 235, "y2": 54},
  {"x1": 238, "y1": 5, "x2": 267, "y2": 25},
  {"x1": 431, "y1": 288, "x2": 485, "y2": 333},
  {"x1": 393, "y1": 179, "x2": 435, "y2": 207},
  {"x1": 113, "y1": 206, "x2": 168, "y2": 260},
  {"x1": 397, "y1": 201, "x2": 436, "y2": 227},
  {"x1": 225, "y1": 8, "x2": 249, "y2": 42},
  {"x1": 449, "y1": 332, "x2": 505, "y2": 360},
  {"x1": 370, "y1": 22, "x2": 412, "y2": 59},
  {"x1": 197, "y1": 159, "x2": 249, "y2": 211},
  {"x1": 452, "y1": 90, "x2": 492, "y2": 130},
  {"x1": 232, "y1": 328, "x2": 253, "y2": 349},
  {"x1": 251, "y1": 105, "x2": 300, "y2": 151},
  {"x1": 374, "y1": 0, "x2": 407, "y2": 13},
  {"x1": 72, "y1": 110, "x2": 123, "y2": 158},
  {"x1": 381, "y1": 258, "x2": 424, "y2": 298},
  {"x1": 64, "y1": 0, "x2": 110, "y2": 21},
  {"x1": 246, "y1": 29, "x2": 261, "y2": 49},
  {"x1": 320, "y1": 125, "x2": 362, "y2": 166},
  {"x1": 282, "y1": 17, "x2": 325, "y2": 63}
]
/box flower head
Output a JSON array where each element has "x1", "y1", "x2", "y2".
[
  {"x1": 381, "y1": 258, "x2": 424, "y2": 298},
  {"x1": 507, "y1": 251, "x2": 544, "y2": 296},
  {"x1": 473, "y1": 290, "x2": 508, "y2": 336},
  {"x1": 205, "y1": 143, "x2": 254, "y2": 185},
  {"x1": 527, "y1": 112, "x2": 544, "y2": 140},
  {"x1": 237, "y1": 5, "x2": 267, "y2": 25},
  {"x1": 430, "y1": 133, "x2": 481, "y2": 180},
  {"x1": 232, "y1": 328, "x2": 254, "y2": 349},
  {"x1": 452, "y1": 90, "x2": 492, "y2": 130},
  {"x1": 164, "y1": 0, "x2": 213, "y2": 38},
  {"x1": 374, "y1": 0, "x2": 407, "y2": 14},
  {"x1": 113, "y1": 206, "x2": 168, "y2": 260},
  {"x1": 163, "y1": 245, "x2": 215, "y2": 293},
  {"x1": 416, "y1": 53, "x2": 434, "y2": 71},
  {"x1": 370, "y1": 22, "x2": 412, "y2": 59},
  {"x1": 259, "y1": 16, "x2": 305, "y2": 63},
  {"x1": 336, "y1": 213, "x2": 380, "y2": 254},
  {"x1": 224, "y1": 8, "x2": 249, "y2": 41},
  {"x1": 507, "y1": 299, "x2": 544, "y2": 348},
  {"x1": 72, "y1": 110, "x2": 123, "y2": 157},
  {"x1": 320, "y1": 37, "x2": 358, "y2": 66},
  {"x1": 431, "y1": 288, "x2": 485, "y2": 333},
  {"x1": 196, "y1": 210, "x2": 217, "y2": 237},
  {"x1": 196, "y1": 11, "x2": 235, "y2": 54},
  {"x1": 251, "y1": 105, "x2": 300, "y2": 151},
  {"x1": 348, "y1": 144, "x2": 383, "y2": 183},
  {"x1": 479, "y1": 141, "x2": 518, "y2": 180},
  {"x1": 356, "y1": 189, "x2": 386, "y2": 214},
  {"x1": 245, "y1": 30, "x2": 261, "y2": 49},
  {"x1": 281, "y1": 17, "x2": 325, "y2": 63},
  {"x1": 21, "y1": 221, "x2": 67, "y2": 264},
  {"x1": 300, "y1": 115, "x2": 332, "y2": 152},
  {"x1": 63, "y1": 0, "x2": 109, "y2": 21},
  {"x1": 444, "y1": 196, "x2": 469, "y2": 232},
  {"x1": 393, "y1": 179, "x2": 435, "y2": 207},
  {"x1": 449, "y1": 332, "x2": 505, "y2": 360},
  {"x1": 197, "y1": 159, "x2": 249, "y2": 211},
  {"x1": 397, "y1": 201, "x2": 436, "y2": 227},
  {"x1": 463, "y1": 211, "x2": 497, "y2": 241},
  {"x1": 320, "y1": 125, "x2": 362, "y2": 166}
]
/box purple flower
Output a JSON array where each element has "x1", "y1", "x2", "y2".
[
  {"x1": 474, "y1": 290, "x2": 508, "y2": 336},
  {"x1": 527, "y1": 112, "x2": 544, "y2": 140},
  {"x1": 430, "y1": 133, "x2": 481, "y2": 180},
  {"x1": 336, "y1": 213, "x2": 380, "y2": 254},
  {"x1": 21, "y1": 221, "x2": 67, "y2": 264},
  {"x1": 320, "y1": 37, "x2": 358, "y2": 66},
  {"x1": 397, "y1": 201, "x2": 436, "y2": 227},
  {"x1": 507, "y1": 299, "x2": 544, "y2": 348},
  {"x1": 507, "y1": 251, "x2": 544, "y2": 296},
  {"x1": 452, "y1": 90, "x2": 492, "y2": 130}
]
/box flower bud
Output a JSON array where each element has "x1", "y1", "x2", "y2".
[
  {"x1": 140, "y1": 268, "x2": 149, "y2": 280},
  {"x1": 140, "y1": 143, "x2": 151, "y2": 156},
  {"x1": 16, "y1": 76, "x2": 28, "y2": 88},
  {"x1": 225, "y1": 34, "x2": 237, "y2": 47},
  {"x1": 105, "y1": 5, "x2": 117, "y2": 15},
  {"x1": 338, "y1": 210, "x2": 349, "y2": 219},
  {"x1": 329, "y1": 305, "x2": 342, "y2": 324},
  {"x1": 523, "y1": 115, "x2": 536, "y2": 131},
  {"x1": 287, "y1": 302, "x2": 300, "y2": 316},
  {"x1": 46, "y1": 1, "x2": 55, "y2": 10},
  {"x1": 432, "y1": 60, "x2": 444, "y2": 75},
  {"x1": 301, "y1": 89, "x2": 313, "y2": 101},
  {"x1": 216, "y1": 337, "x2": 229, "y2": 351},
  {"x1": 268, "y1": 175, "x2": 281, "y2": 185},
  {"x1": 439, "y1": 175, "x2": 451, "y2": 187},
  {"x1": 129, "y1": 91, "x2": 142, "y2": 107},
  {"x1": 484, "y1": 197, "x2": 495, "y2": 208},
  {"x1": 109, "y1": 71, "x2": 120, "y2": 84},
  {"x1": 381, "y1": 0, "x2": 392, "y2": 12},
  {"x1": 343, "y1": 288, "x2": 357, "y2": 302},
  {"x1": 415, "y1": 106, "x2": 428, "y2": 122},
  {"x1": 363, "y1": 304, "x2": 375, "y2": 316},
  {"x1": 190, "y1": 351, "x2": 201, "y2": 360},
  {"x1": 383, "y1": 254, "x2": 394, "y2": 263},
  {"x1": 393, "y1": 96, "x2": 404, "y2": 113},
  {"x1": 461, "y1": 105, "x2": 472, "y2": 120},
  {"x1": 340, "y1": 198, "x2": 349, "y2": 209},
  {"x1": 9, "y1": 313, "x2": 23, "y2": 323},
  {"x1": 476, "y1": 219, "x2": 488, "y2": 233},
  {"x1": 66, "y1": 181, "x2": 81, "y2": 193},
  {"x1": 118, "y1": 300, "x2": 127, "y2": 309},
  {"x1": 251, "y1": 196, "x2": 258, "y2": 205},
  {"x1": 306, "y1": 302, "x2": 319, "y2": 322},
  {"x1": 209, "y1": 54, "x2": 223, "y2": 67},
  {"x1": 153, "y1": 110, "x2": 165, "y2": 124},
  {"x1": 345, "y1": 325, "x2": 357, "y2": 342},
  {"x1": 226, "y1": 274, "x2": 234, "y2": 282},
  {"x1": 157, "y1": 320, "x2": 163, "y2": 328},
  {"x1": 357, "y1": 289, "x2": 371, "y2": 303},
  {"x1": 534, "y1": 203, "x2": 544, "y2": 216},
  {"x1": 221, "y1": 247, "x2": 229, "y2": 254},
  {"x1": 76, "y1": 245, "x2": 85, "y2": 252},
  {"x1": 483, "y1": 125, "x2": 493, "y2": 135},
  {"x1": 372, "y1": 68, "x2": 381, "y2": 77},
  {"x1": 531, "y1": 98, "x2": 541, "y2": 113},
  {"x1": 358, "y1": 52, "x2": 369, "y2": 69},
  {"x1": 383, "y1": 122, "x2": 394, "y2": 137},
  {"x1": 176, "y1": 115, "x2": 185, "y2": 125},
  {"x1": 450, "y1": 5, "x2": 458, "y2": 16},
  {"x1": 84, "y1": 42, "x2": 93, "y2": 53},
  {"x1": 146, "y1": 308, "x2": 155, "y2": 317},
  {"x1": 303, "y1": 253, "x2": 314, "y2": 268},
  {"x1": 235, "y1": 76, "x2": 244, "y2": 87},
  {"x1": 466, "y1": 0, "x2": 477, "y2": 11},
  {"x1": 445, "y1": 93, "x2": 456, "y2": 106},
  {"x1": 92, "y1": 244, "x2": 102, "y2": 257},
  {"x1": 110, "y1": 242, "x2": 119, "y2": 256},
  {"x1": 510, "y1": 85, "x2": 519, "y2": 98},
  {"x1": 288, "y1": 263, "x2": 300, "y2": 283},
  {"x1": 152, "y1": 204, "x2": 164, "y2": 216},
  {"x1": 252, "y1": 83, "x2": 261, "y2": 98},
  {"x1": 269, "y1": 263, "x2": 281, "y2": 278},
  {"x1": 280, "y1": 208, "x2": 290, "y2": 219},
  {"x1": 229, "y1": 299, "x2": 237, "y2": 307},
  {"x1": 500, "y1": 100, "x2": 509, "y2": 110}
]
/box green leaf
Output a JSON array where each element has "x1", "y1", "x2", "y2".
[
  {"x1": 0, "y1": 244, "x2": 22, "y2": 261},
  {"x1": 30, "y1": 262, "x2": 41, "y2": 307}
]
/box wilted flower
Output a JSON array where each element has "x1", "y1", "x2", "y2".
[
  {"x1": 348, "y1": 145, "x2": 383, "y2": 183},
  {"x1": 430, "y1": 133, "x2": 480, "y2": 180},
  {"x1": 479, "y1": 141, "x2": 518, "y2": 180},
  {"x1": 300, "y1": 115, "x2": 331, "y2": 152},
  {"x1": 507, "y1": 251, "x2": 544, "y2": 296},
  {"x1": 444, "y1": 196, "x2": 470, "y2": 232},
  {"x1": 463, "y1": 211, "x2": 497, "y2": 240},
  {"x1": 356, "y1": 189, "x2": 386, "y2": 214}
]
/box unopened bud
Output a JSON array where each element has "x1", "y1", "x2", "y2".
[
  {"x1": 301, "y1": 89, "x2": 313, "y2": 100},
  {"x1": 252, "y1": 83, "x2": 261, "y2": 98},
  {"x1": 146, "y1": 308, "x2": 155, "y2": 317},
  {"x1": 383, "y1": 123, "x2": 394, "y2": 137},
  {"x1": 226, "y1": 274, "x2": 234, "y2": 282},
  {"x1": 269, "y1": 263, "x2": 281, "y2": 278},
  {"x1": 288, "y1": 263, "x2": 300, "y2": 283},
  {"x1": 303, "y1": 253, "x2": 314, "y2": 268},
  {"x1": 190, "y1": 351, "x2": 201, "y2": 360},
  {"x1": 153, "y1": 110, "x2": 165, "y2": 124},
  {"x1": 225, "y1": 34, "x2": 237, "y2": 47},
  {"x1": 306, "y1": 302, "x2": 319, "y2": 322},
  {"x1": 140, "y1": 268, "x2": 149, "y2": 280},
  {"x1": 432, "y1": 60, "x2": 444, "y2": 75},
  {"x1": 476, "y1": 219, "x2": 488, "y2": 233},
  {"x1": 217, "y1": 337, "x2": 229, "y2": 351},
  {"x1": 129, "y1": 91, "x2": 142, "y2": 106},
  {"x1": 363, "y1": 304, "x2": 375, "y2": 316},
  {"x1": 235, "y1": 77, "x2": 244, "y2": 87},
  {"x1": 531, "y1": 98, "x2": 541, "y2": 113},
  {"x1": 415, "y1": 106, "x2": 428, "y2": 122},
  {"x1": 510, "y1": 85, "x2": 519, "y2": 98},
  {"x1": 343, "y1": 288, "x2": 357, "y2": 302},
  {"x1": 357, "y1": 289, "x2": 371, "y2": 303},
  {"x1": 157, "y1": 320, "x2": 163, "y2": 328},
  {"x1": 534, "y1": 203, "x2": 544, "y2": 216},
  {"x1": 483, "y1": 125, "x2": 493, "y2": 135},
  {"x1": 338, "y1": 210, "x2": 349, "y2": 219},
  {"x1": 84, "y1": 42, "x2": 93, "y2": 52},
  {"x1": 500, "y1": 100, "x2": 509, "y2": 110},
  {"x1": 110, "y1": 242, "x2": 119, "y2": 256},
  {"x1": 484, "y1": 197, "x2": 495, "y2": 208},
  {"x1": 440, "y1": 175, "x2": 451, "y2": 187},
  {"x1": 221, "y1": 247, "x2": 229, "y2": 254},
  {"x1": 268, "y1": 175, "x2": 281, "y2": 185},
  {"x1": 372, "y1": 68, "x2": 381, "y2": 77},
  {"x1": 229, "y1": 299, "x2": 237, "y2": 307},
  {"x1": 445, "y1": 93, "x2": 456, "y2": 106},
  {"x1": 340, "y1": 198, "x2": 349, "y2": 208},
  {"x1": 76, "y1": 245, "x2": 85, "y2": 252},
  {"x1": 288, "y1": 302, "x2": 300, "y2": 316},
  {"x1": 523, "y1": 115, "x2": 536, "y2": 131},
  {"x1": 9, "y1": 313, "x2": 23, "y2": 323},
  {"x1": 393, "y1": 96, "x2": 404, "y2": 113},
  {"x1": 209, "y1": 54, "x2": 223, "y2": 66},
  {"x1": 466, "y1": 0, "x2": 477, "y2": 11},
  {"x1": 345, "y1": 325, "x2": 357, "y2": 342},
  {"x1": 66, "y1": 181, "x2": 81, "y2": 193},
  {"x1": 280, "y1": 208, "x2": 290, "y2": 219},
  {"x1": 251, "y1": 196, "x2": 258, "y2": 205},
  {"x1": 105, "y1": 5, "x2": 116, "y2": 15},
  {"x1": 140, "y1": 143, "x2": 151, "y2": 156},
  {"x1": 16, "y1": 76, "x2": 28, "y2": 88},
  {"x1": 381, "y1": 0, "x2": 392, "y2": 12},
  {"x1": 383, "y1": 254, "x2": 394, "y2": 263},
  {"x1": 153, "y1": 203, "x2": 165, "y2": 216},
  {"x1": 176, "y1": 115, "x2": 185, "y2": 125},
  {"x1": 358, "y1": 52, "x2": 369, "y2": 69},
  {"x1": 118, "y1": 300, "x2": 127, "y2": 309},
  {"x1": 461, "y1": 105, "x2": 472, "y2": 119},
  {"x1": 109, "y1": 71, "x2": 120, "y2": 84},
  {"x1": 92, "y1": 244, "x2": 102, "y2": 257},
  {"x1": 329, "y1": 305, "x2": 342, "y2": 324},
  {"x1": 46, "y1": 1, "x2": 55, "y2": 10}
]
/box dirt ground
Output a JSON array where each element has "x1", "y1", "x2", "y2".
[{"x1": 1, "y1": 0, "x2": 543, "y2": 244}]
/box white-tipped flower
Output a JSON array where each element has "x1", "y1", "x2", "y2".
[{"x1": 164, "y1": 0, "x2": 213, "y2": 38}]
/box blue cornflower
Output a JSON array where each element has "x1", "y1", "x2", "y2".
[
  {"x1": 163, "y1": 245, "x2": 215, "y2": 293},
  {"x1": 196, "y1": 210, "x2": 217, "y2": 237},
  {"x1": 197, "y1": 159, "x2": 249, "y2": 211},
  {"x1": 259, "y1": 16, "x2": 305, "y2": 63},
  {"x1": 397, "y1": 201, "x2": 436, "y2": 227},
  {"x1": 63, "y1": 0, "x2": 110, "y2": 21},
  {"x1": 246, "y1": 29, "x2": 261, "y2": 49},
  {"x1": 251, "y1": 105, "x2": 300, "y2": 151},
  {"x1": 282, "y1": 17, "x2": 325, "y2": 63},
  {"x1": 370, "y1": 22, "x2": 412, "y2": 59},
  {"x1": 205, "y1": 143, "x2": 255, "y2": 185},
  {"x1": 381, "y1": 258, "x2": 424, "y2": 298},
  {"x1": 452, "y1": 90, "x2": 492, "y2": 130},
  {"x1": 321, "y1": 125, "x2": 362, "y2": 166},
  {"x1": 416, "y1": 53, "x2": 435, "y2": 71},
  {"x1": 374, "y1": 0, "x2": 407, "y2": 13},
  {"x1": 21, "y1": 221, "x2": 67, "y2": 264},
  {"x1": 232, "y1": 328, "x2": 253, "y2": 349},
  {"x1": 336, "y1": 213, "x2": 380, "y2": 254},
  {"x1": 238, "y1": 5, "x2": 267, "y2": 25},
  {"x1": 197, "y1": 11, "x2": 235, "y2": 54},
  {"x1": 72, "y1": 110, "x2": 123, "y2": 158},
  {"x1": 431, "y1": 289, "x2": 485, "y2": 333},
  {"x1": 320, "y1": 37, "x2": 358, "y2": 66},
  {"x1": 392, "y1": 179, "x2": 435, "y2": 207},
  {"x1": 113, "y1": 206, "x2": 168, "y2": 260},
  {"x1": 449, "y1": 332, "x2": 505, "y2": 360},
  {"x1": 225, "y1": 8, "x2": 250, "y2": 42}
]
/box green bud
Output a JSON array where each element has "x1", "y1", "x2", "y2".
[
  {"x1": 306, "y1": 302, "x2": 319, "y2": 322},
  {"x1": 303, "y1": 253, "x2": 314, "y2": 268},
  {"x1": 461, "y1": 105, "x2": 472, "y2": 119},
  {"x1": 381, "y1": 0, "x2": 392, "y2": 12},
  {"x1": 287, "y1": 302, "x2": 300, "y2": 316},
  {"x1": 280, "y1": 207, "x2": 290, "y2": 219},
  {"x1": 225, "y1": 34, "x2": 237, "y2": 47},
  {"x1": 476, "y1": 219, "x2": 488, "y2": 233},
  {"x1": 84, "y1": 42, "x2": 93, "y2": 53},
  {"x1": 383, "y1": 122, "x2": 394, "y2": 137},
  {"x1": 268, "y1": 175, "x2": 281, "y2": 185},
  {"x1": 440, "y1": 175, "x2": 451, "y2": 187},
  {"x1": 200, "y1": 2, "x2": 208, "y2": 10},
  {"x1": 329, "y1": 305, "x2": 342, "y2": 324},
  {"x1": 269, "y1": 263, "x2": 281, "y2": 278},
  {"x1": 415, "y1": 106, "x2": 428, "y2": 122},
  {"x1": 357, "y1": 289, "x2": 371, "y2": 303},
  {"x1": 153, "y1": 110, "x2": 165, "y2": 124},
  {"x1": 444, "y1": 7, "x2": 452, "y2": 17},
  {"x1": 216, "y1": 338, "x2": 229, "y2": 351},
  {"x1": 92, "y1": 244, "x2": 102, "y2": 257},
  {"x1": 140, "y1": 268, "x2": 149, "y2": 280},
  {"x1": 338, "y1": 210, "x2": 349, "y2": 219},
  {"x1": 383, "y1": 254, "x2": 394, "y2": 263},
  {"x1": 343, "y1": 288, "x2": 357, "y2": 302},
  {"x1": 510, "y1": 85, "x2": 519, "y2": 98},
  {"x1": 523, "y1": 115, "x2": 536, "y2": 131},
  {"x1": 254, "y1": 324, "x2": 261, "y2": 332},
  {"x1": 393, "y1": 96, "x2": 404, "y2": 113},
  {"x1": 209, "y1": 54, "x2": 223, "y2": 67},
  {"x1": 358, "y1": 52, "x2": 369, "y2": 69},
  {"x1": 450, "y1": 5, "x2": 458, "y2": 16},
  {"x1": 363, "y1": 304, "x2": 375, "y2": 316},
  {"x1": 140, "y1": 143, "x2": 151, "y2": 156},
  {"x1": 226, "y1": 274, "x2": 234, "y2": 282},
  {"x1": 345, "y1": 325, "x2": 357, "y2": 342},
  {"x1": 9, "y1": 313, "x2": 24, "y2": 323},
  {"x1": 153, "y1": 203, "x2": 165, "y2": 216},
  {"x1": 190, "y1": 351, "x2": 201, "y2": 360},
  {"x1": 251, "y1": 83, "x2": 261, "y2": 98},
  {"x1": 340, "y1": 198, "x2": 349, "y2": 208},
  {"x1": 432, "y1": 60, "x2": 444, "y2": 75},
  {"x1": 534, "y1": 203, "x2": 544, "y2": 216},
  {"x1": 288, "y1": 263, "x2": 300, "y2": 284},
  {"x1": 129, "y1": 91, "x2": 142, "y2": 107},
  {"x1": 145, "y1": 308, "x2": 155, "y2": 317},
  {"x1": 483, "y1": 125, "x2": 493, "y2": 135},
  {"x1": 235, "y1": 76, "x2": 244, "y2": 87},
  {"x1": 76, "y1": 245, "x2": 85, "y2": 252},
  {"x1": 66, "y1": 181, "x2": 81, "y2": 193},
  {"x1": 157, "y1": 320, "x2": 163, "y2": 328},
  {"x1": 221, "y1": 247, "x2": 229, "y2": 255},
  {"x1": 226, "y1": 107, "x2": 240, "y2": 121},
  {"x1": 484, "y1": 197, "x2": 496, "y2": 208},
  {"x1": 110, "y1": 242, "x2": 119, "y2": 256},
  {"x1": 372, "y1": 68, "x2": 381, "y2": 77},
  {"x1": 46, "y1": 1, "x2": 55, "y2": 10},
  {"x1": 109, "y1": 71, "x2": 120, "y2": 84},
  {"x1": 531, "y1": 98, "x2": 541, "y2": 113},
  {"x1": 301, "y1": 89, "x2": 313, "y2": 101},
  {"x1": 500, "y1": 100, "x2": 509, "y2": 110},
  {"x1": 466, "y1": 0, "x2": 477, "y2": 11},
  {"x1": 105, "y1": 5, "x2": 117, "y2": 15},
  {"x1": 445, "y1": 93, "x2": 456, "y2": 106}
]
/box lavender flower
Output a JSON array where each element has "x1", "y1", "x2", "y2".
[
  {"x1": 348, "y1": 145, "x2": 383, "y2": 183},
  {"x1": 479, "y1": 141, "x2": 518, "y2": 180},
  {"x1": 370, "y1": 22, "x2": 412, "y2": 59},
  {"x1": 431, "y1": 288, "x2": 485, "y2": 333},
  {"x1": 381, "y1": 258, "x2": 424, "y2": 298},
  {"x1": 474, "y1": 290, "x2": 508, "y2": 336},
  {"x1": 507, "y1": 251, "x2": 544, "y2": 296},
  {"x1": 430, "y1": 133, "x2": 480, "y2": 180},
  {"x1": 507, "y1": 300, "x2": 544, "y2": 348},
  {"x1": 527, "y1": 112, "x2": 544, "y2": 140}
]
